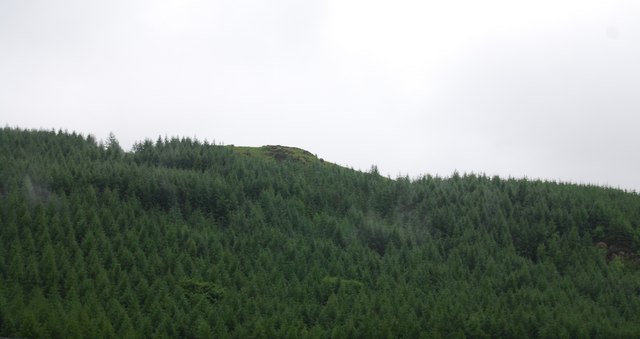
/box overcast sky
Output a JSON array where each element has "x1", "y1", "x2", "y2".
[{"x1": 1, "y1": 0, "x2": 639, "y2": 190}]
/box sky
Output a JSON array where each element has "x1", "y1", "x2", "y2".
[{"x1": 1, "y1": 0, "x2": 639, "y2": 190}]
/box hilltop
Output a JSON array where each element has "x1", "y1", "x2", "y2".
[
  {"x1": 232, "y1": 145, "x2": 322, "y2": 164},
  {"x1": 1, "y1": 127, "x2": 640, "y2": 338}
]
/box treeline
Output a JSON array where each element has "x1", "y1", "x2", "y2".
[{"x1": 1, "y1": 127, "x2": 640, "y2": 338}]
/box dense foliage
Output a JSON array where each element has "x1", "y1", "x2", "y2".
[{"x1": 1, "y1": 127, "x2": 640, "y2": 338}]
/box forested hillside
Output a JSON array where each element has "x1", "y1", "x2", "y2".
[{"x1": 1, "y1": 127, "x2": 640, "y2": 338}]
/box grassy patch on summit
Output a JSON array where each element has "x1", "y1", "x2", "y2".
[{"x1": 231, "y1": 145, "x2": 324, "y2": 165}]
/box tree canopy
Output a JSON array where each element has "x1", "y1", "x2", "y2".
[{"x1": 1, "y1": 126, "x2": 640, "y2": 338}]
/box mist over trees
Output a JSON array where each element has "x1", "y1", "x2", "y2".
[{"x1": 1, "y1": 127, "x2": 640, "y2": 338}]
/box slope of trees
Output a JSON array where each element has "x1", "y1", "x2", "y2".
[{"x1": 1, "y1": 127, "x2": 640, "y2": 338}]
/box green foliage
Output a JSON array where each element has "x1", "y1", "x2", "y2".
[
  {"x1": 179, "y1": 278, "x2": 224, "y2": 302},
  {"x1": 321, "y1": 276, "x2": 364, "y2": 298},
  {"x1": 1, "y1": 126, "x2": 640, "y2": 337}
]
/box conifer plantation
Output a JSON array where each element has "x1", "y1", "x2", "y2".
[{"x1": 2, "y1": 126, "x2": 640, "y2": 338}]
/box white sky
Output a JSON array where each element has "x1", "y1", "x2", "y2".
[{"x1": 1, "y1": 0, "x2": 639, "y2": 190}]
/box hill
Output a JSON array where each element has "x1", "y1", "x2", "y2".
[{"x1": 1, "y1": 127, "x2": 640, "y2": 338}]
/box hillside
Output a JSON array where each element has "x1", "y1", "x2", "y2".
[{"x1": 1, "y1": 127, "x2": 640, "y2": 338}]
